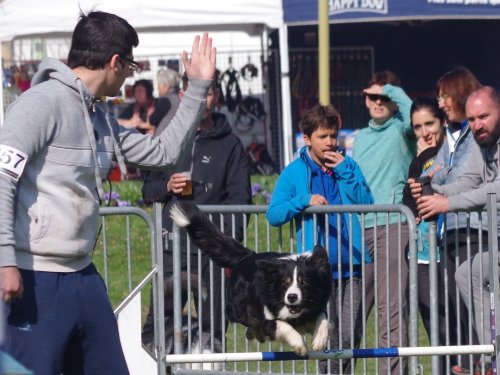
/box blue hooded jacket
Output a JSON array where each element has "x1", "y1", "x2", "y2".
[{"x1": 266, "y1": 147, "x2": 374, "y2": 279}]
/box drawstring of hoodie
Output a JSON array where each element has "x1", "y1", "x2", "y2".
[
  {"x1": 76, "y1": 79, "x2": 105, "y2": 201},
  {"x1": 100, "y1": 102, "x2": 128, "y2": 178}
]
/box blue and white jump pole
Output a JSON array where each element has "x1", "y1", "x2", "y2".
[{"x1": 165, "y1": 344, "x2": 495, "y2": 365}]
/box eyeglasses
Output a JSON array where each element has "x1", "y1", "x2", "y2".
[
  {"x1": 120, "y1": 56, "x2": 139, "y2": 72},
  {"x1": 364, "y1": 93, "x2": 392, "y2": 103},
  {"x1": 437, "y1": 94, "x2": 449, "y2": 103}
]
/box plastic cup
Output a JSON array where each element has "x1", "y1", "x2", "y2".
[{"x1": 181, "y1": 171, "x2": 192, "y2": 196}]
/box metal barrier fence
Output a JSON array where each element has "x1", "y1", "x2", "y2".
[
  {"x1": 100, "y1": 200, "x2": 500, "y2": 375},
  {"x1": 98, "y1": 204, "x2": 166, "y2": 375}
]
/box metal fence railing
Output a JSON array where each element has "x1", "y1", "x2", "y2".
[{"x1": 99, "y1": 199, "x2": 500, "y2": 375}]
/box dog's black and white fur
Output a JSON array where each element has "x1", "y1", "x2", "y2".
[
  {"x1": 143, "y1": 272, "x2": 223, "y2": 372},
  {"x1": 170, "y1": 201, "x2": 332, "y2": 356}
]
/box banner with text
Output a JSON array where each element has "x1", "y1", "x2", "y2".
[{"x1": 283, "y1": 0, "x2": 500, "y2": 24}]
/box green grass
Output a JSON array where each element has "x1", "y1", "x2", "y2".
[
  {"x1": 93, "y1": 177, "x2": 431, "y2": 374},
  {"x1": 93, "y1": 206, "x2": 153, "y2": 313}
]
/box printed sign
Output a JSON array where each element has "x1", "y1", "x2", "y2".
[
  {"x1": 283, "y1": 0, "x2": 500, "y2": 23},
  {"x1": 428, "y1": 0, "x2": 500, "y2": 4},
  {"x1": 329, "y1": 0, "x2": 388, "y2": 14},
  {"x1": 0, "y1": 145, "x2": 28, "y2": 181}
]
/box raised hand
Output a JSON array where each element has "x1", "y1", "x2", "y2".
[
  {"x1": 363, "y1": 84, "x2": 383, "y2": 96},
  {"x1": 182, "y1": 32, "x2": 217, "y2": 81}
]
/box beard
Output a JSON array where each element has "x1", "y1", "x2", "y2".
[{"x1": 473, "y1": 131, "x2": 499, "y2": 148}]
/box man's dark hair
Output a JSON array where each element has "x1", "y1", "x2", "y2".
[
  {"x1": 299, "y1": 104, "x2": 341, "y2": 137},
  {"x1": 368, "y1": 70, "x2": 401, "y2": 87},
  {"x1": 133, "y1": 79, "x2": 154, "y2": 99},
  {"x1": 67, "y1": 11, "x2": 139, "y2": 69}
]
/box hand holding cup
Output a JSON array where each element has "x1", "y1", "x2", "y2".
[{"x1": 166, "y1": 172, "x2": 193, "y2": 196}]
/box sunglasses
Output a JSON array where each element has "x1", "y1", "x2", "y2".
[
  {"x1": 364, "y1": 93, "x2": 392, "y2": 103},
  {"x1": 120, "y1": 56, "x2": 140, "y2": 72}
]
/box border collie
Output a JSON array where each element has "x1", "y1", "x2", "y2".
[{"x1": 170, "y1": 201, "x2": 332, "y2": 356}]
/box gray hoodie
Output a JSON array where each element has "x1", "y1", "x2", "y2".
[
  {"x1": 0, "y1": 57, "x2": 210, "y2": 272},
  {"x1": 431, "y1": 127, "x2": 487, "y2": 231},
  {"x1": 433, "y1": 135, "x2": 500, "y2": 233}
]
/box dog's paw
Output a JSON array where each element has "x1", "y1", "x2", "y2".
[
  {"x1": 311, "y1": 314, "x2": 329, "y2": 351},
  {"x1": 246, "y1": 327, "x2": 265, "y2": 343},
  {"x1": 275, "y1": 320, "x2": 308, "y2": 356},
  {"x1": 291, "y1": 341, "x2": 308, "y2": 357},
  {"x1": 311, "y1": 327, "x2": 328, "y2": 351},
  {"x1": 245, "y1": 327, "x2": 255, "y2": 340},
  {"x1": 256, "y1": 334, "x2": 266, "y2": 343}
]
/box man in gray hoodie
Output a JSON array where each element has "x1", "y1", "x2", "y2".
[
  {"x1": 417, "y1": 86, "x2": 500, "y2": 372},
  {"x1": 417, "y1": 86, "x2": 500, "y2": 234},
  {"x1": 0, "y1": 10, "x2": 216, "y2": 374}
]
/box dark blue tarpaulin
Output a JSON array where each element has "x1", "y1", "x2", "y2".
[{"x1": 283, "y1": 0, "x2": 500, "y2": 24}]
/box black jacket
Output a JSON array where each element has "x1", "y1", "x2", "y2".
[
  {"x1": 402, "y1": 146, "x2": 439, "y2": 217},
  {"x1": 142, "y1": 112, "x2": 252, "y2": 246}
]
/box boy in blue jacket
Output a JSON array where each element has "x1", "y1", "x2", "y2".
[{"x1": 266, "y1": 104, "x2": 373, "y2": 374}]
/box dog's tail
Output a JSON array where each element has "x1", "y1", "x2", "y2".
[{"x1": 170, "y1": 201, "x2": 252, "y2": 268}]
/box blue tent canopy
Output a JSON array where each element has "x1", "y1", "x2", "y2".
[{"x1": 283, "y1": 0, "x2": 500, "y2": 25}]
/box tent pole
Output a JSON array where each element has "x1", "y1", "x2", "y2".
[
  {"x1": 318, "y1": 0, "x2": 330, "y2": 105},
  {"x1": 279, "y1": 24, "x2": 293, "y2": 166},
  {"x1": 261, "y1": 27, "x2": 272, "y2": 157}
]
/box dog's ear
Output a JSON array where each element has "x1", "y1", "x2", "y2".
[
  {"x1": 255, "y1": 258, "x2": 280, "y2": 272},
  {"x1": 312, "y1": 245, "x2": 328, "y2": 259},
  {"x1": 307, "y1": 245, "x2": 330, "y2": 271}
]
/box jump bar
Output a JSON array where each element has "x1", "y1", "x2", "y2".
[{"x1": 165, "y1": 345, "x2": 495, "y2": 364}]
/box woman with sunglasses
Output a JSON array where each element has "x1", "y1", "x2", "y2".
[{"x1": 352, "y1": 70, "x2": 416, "y2": 375}]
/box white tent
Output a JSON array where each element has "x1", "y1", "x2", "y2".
[
  {"x1": 0, "y1": 0, "x2": 294, "y2": 164},
  {"x1": 0, "y1": 0, "x2": 283, "y2": 39}
]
